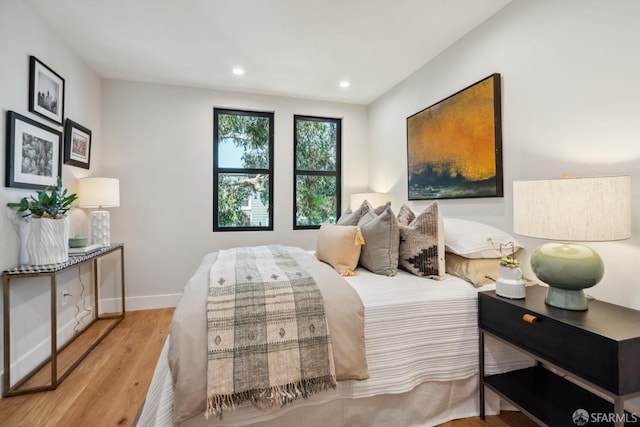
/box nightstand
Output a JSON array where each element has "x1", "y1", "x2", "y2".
[{"x1": 479, "y1": 285, "x2": 640, "y2": 427}]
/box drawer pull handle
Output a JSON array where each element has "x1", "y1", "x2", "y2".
[{"x1": 522, "y1": 314, "x2": 538, "y2": 324}]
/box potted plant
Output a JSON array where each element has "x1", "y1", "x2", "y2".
[
  {"x1": 7, "y1": 177, "x2": 78, "y2": 265},
  {"x1": 499, "y1": 255, "x2": 521, "y2": 268},
  {"x1": 496, "y1": 242, "x2": 526, "y2": 299}
]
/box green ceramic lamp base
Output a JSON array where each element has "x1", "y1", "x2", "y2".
[
  {"x1": 544, "y1": 287, "x2": 588, "y2": 311},
  {"x1": 531, "y1": 242, "x2": 604, "y2": 311}
]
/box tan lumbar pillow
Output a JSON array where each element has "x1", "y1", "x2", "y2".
[{"x1": 316, "y1": 223, "x2": 365, "y2": 276}]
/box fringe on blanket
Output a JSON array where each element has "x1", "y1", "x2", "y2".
[{"x1": 206, "y1": 375, "x2": 337, "y2": 419}]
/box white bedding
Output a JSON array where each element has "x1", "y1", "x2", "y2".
[
  {"x1": 137, "y1": 266, "x2": 532, "y2": 427},
  {"x1": 342, "y1": 269, "x2": 531, "y2": 398}
]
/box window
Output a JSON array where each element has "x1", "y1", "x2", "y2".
[
  {"x1": 213, "y1": 108, "x2": 274, "y2": 231},
  {"x1": 294, "y1": 115, "x2": 341, "y2": 229}
]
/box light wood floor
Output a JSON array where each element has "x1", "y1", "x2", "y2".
[
  {"x1": 0, "y1": 308, "x2": 173, "y2": 427},
  {"x1": 0, "y1": 308, "x2": 536, "y2": 427}
]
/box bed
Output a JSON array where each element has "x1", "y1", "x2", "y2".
[
  {"x1": 137, "y1": 202, "x2": 534, "y2": 426},
  {"x1": 137, "y1": 249, "x2": 533, "y2": 426}
]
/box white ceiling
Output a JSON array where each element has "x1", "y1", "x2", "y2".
[{"x1": 24, "y1": 0, "x2": 510, "y2": 105}]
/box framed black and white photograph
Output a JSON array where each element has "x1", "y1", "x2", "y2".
[
  {"x1": 64, "y1": 119, "x2": 92, "y2": 169},
  {"x1": 5, "y1": 110, "x2": 62, "y2": 189},
  {"x1": 29, "y1": 56, "x2": 65, "y2": 125}
]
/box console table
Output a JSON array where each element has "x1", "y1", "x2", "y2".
[
  {"x1": 479, "y1": 285, "x2": 640, "y2": 427},
  {"x1": 2, "y1": 243, "x2": 125, "y2": 397}
]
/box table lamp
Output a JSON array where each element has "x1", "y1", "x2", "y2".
[
  {"x1": 513, "y1": 175, "x2": 630, "y2": 310},
  {"x1": 78, "y1": 177, "x2": 120, "y2": 247}
]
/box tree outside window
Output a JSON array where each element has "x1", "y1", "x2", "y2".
[
  {"x1": 294, "y1": 115, "x2": 341, "y2": 229},
  {"x1": 213, "y1": 108, "x2": 274, "y2": 231}
]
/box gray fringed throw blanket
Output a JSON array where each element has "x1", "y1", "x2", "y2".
[{"x1": 206, "y1": 245, "x2": 337, "y2": 417}]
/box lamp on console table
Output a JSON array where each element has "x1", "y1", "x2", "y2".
[
  {"x1": 77, "y1": 177, "x2": 120, "y2": 247},
  {"x1": 513, "y1": 175, "x2": 630, "y2": 311}
]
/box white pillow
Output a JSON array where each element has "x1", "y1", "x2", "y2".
[{"x1": 443, "y1": 218, "x2": 521, "y2": 259}]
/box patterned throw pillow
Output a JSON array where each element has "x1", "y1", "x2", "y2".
[
  {"x1": 397, "y1": 202, "x2": 445, "y2": 279},
  {"x1": 357, "y1": 202, "x2": 399, "y2": 276}
]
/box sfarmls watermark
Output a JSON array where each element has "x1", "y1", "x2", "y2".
[{"x1": 572, "y1": 409, "x2": 639, "y2": 425}]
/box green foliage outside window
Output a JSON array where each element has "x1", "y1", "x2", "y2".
[
  {"x1": 295, "y1": 120, "x2": 337, "y2": 171},
  {"x1": 214, "y1": 109, "x2": 273, "y2": 231},
  {"x1": 218, "y1": 114, "x2": 270, "y2": 169},
  {"x1": 294, "y1": 116, "x2": 341, "y2": 228},
  {"x1": 214, "y1": 111, "x2": 339, "y2": 230},
  {"x1": 296, "y1": 175, "x2": 337, "y2": 226}
]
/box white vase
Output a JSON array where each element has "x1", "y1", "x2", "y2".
[
  {"x1": 27, "y1": 216, "x2": 70, "y2": 265},
  {"x1": 18, "y1": 217, "x2": 31, "y2": 266},
  {"x1": 495, "y1": 265, "x2": 526, "y2": 299}
]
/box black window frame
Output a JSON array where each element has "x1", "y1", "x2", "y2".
[
  {"x1": 213, "y1": 108, "x2": 274, "y2": 232},
  {"x1": 293, "y1": 114, "x2": 342, "y2": 230}
]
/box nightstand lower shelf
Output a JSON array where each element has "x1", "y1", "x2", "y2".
[{"x1": 484, "y1": 365, "x2": 632, "y2": 426}]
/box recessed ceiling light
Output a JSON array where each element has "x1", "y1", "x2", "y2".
[
  {"x1": 339, "y1": 81, "x2": 350, "y2": 88},
  {"x1": 232, "y1": 67, "x2": 245, "y2": 76}
]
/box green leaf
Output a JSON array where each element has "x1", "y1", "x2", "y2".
[{"x1": 6, "y1": 176, "x2": 78, "y2": 218}]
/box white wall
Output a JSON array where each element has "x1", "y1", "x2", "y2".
[
  {"x1": 0, "y1": 0, "x2": 103, "y2": 394},
  {"x1": 368, "y1": 0, "x2": 640, "y2": 310},
  {"x1": 101, "y1": 80, "x2": 369, "y2": 309}
]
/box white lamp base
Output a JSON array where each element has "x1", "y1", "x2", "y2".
[{"x1": 90, "y1": 210, "x2": 111, "y2": 247}]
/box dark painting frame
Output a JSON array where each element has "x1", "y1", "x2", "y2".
[
  {"x1": 406, "y1": 73, "x2": 503, "y2": 200},
  {"x1": 64, "y1": 119, "x2": 92, "y2": 169},
  {"x1": 29, "y1": 56, "x2": 65, "y2": 125},
  {"x1": 5, "y1": 110, "x2": 62, "y2": 189}
]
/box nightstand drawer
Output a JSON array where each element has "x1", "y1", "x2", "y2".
[{"x1": 479, "y1": 293, "x2": 617, "y2": 392}]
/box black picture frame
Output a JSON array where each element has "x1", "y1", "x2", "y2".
[
  {"x1": 29, "y1": 56, "x2": 65, "y2": 125},
  {"x1": 64, "y1": 119, "x2": 92, "y2": 169},
  {"x1": 5, "y1": 110, "x2": 62, "y2": 189},
  {"x1": 406, "y1": 73, "x2": 503, "y2": 200}
]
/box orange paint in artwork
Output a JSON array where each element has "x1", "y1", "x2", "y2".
[{"x1": 407, "y1": 77, "x2": 496, "y2": 181}]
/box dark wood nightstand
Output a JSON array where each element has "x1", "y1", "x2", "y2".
[{"x1": 479, "y1": 285, "x2": 640, "y2": 427}]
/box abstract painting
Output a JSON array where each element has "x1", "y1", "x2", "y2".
[{"x1": 406, "y1": 73, "x2": 503, "y2": 200}]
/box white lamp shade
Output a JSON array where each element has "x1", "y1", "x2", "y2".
[
  {"x1": 513, "y1": 176, "x2": 630, "y2": 242},
  {"x1": 350, "y1": 192, "x2": 389, "y2": 210},
  {"x1": 78, "y1": 177, "x2": 120, "y2": 208}
]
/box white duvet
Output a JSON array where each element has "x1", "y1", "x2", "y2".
[
  {"x1": 138, "y1": 264, "x2": 533, "y2": 426},
  {"x1": 341, "y1": 268, "x2": 531, "y2": 398}
]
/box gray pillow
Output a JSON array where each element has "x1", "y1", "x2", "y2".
[
  {"x1": 357, "y1": 202, "x2": 399, "y2": 276},
  {"x1": 337, "y1": 200, "x2": 372, "y2": 226},
  {"x1": 397, "y1": 202, "x2": 445, "y2": 279}
]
